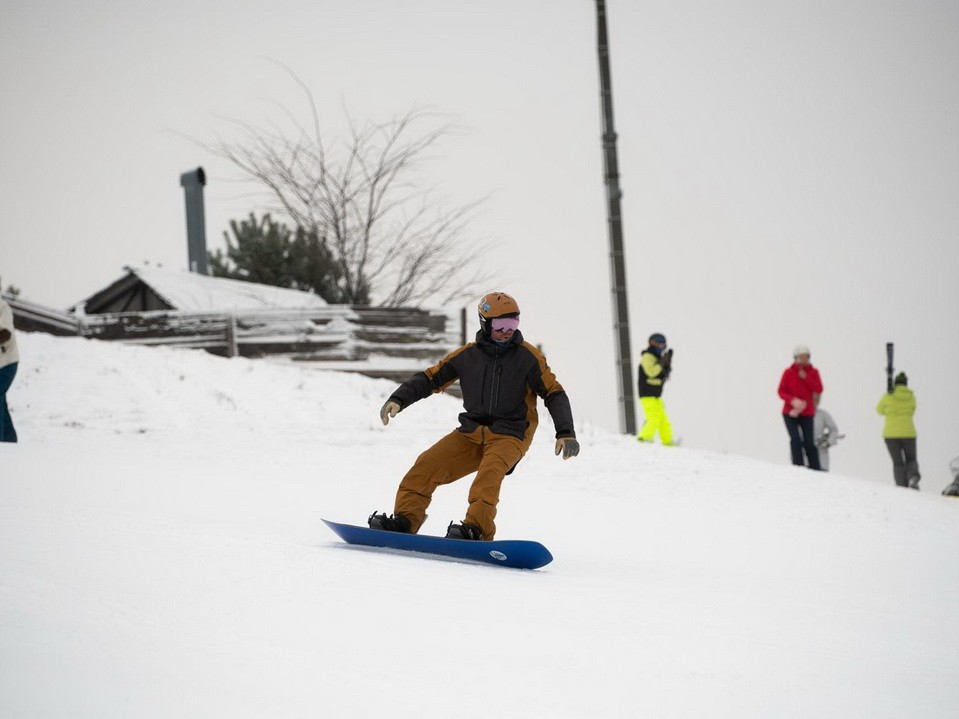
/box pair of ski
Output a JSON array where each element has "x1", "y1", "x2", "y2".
[{"x1": 323, "y1": 518, "x2": 552, "y2": 570}]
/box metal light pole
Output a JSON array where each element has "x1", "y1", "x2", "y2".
[{"x1": 595, "y1": 0, "x2": 637, "y2": 434}]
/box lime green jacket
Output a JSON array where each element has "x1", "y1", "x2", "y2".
[{"x1": 876, "y1": 386, "x2": 917, "y2": 438}]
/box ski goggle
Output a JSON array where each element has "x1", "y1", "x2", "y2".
[{"x1": 491, "y1": 317, "x2": 520, "y2": 332}]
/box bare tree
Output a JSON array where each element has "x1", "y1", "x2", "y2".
[{"x1": 195, "y1": 69, "x2": 489, "y2": 307}]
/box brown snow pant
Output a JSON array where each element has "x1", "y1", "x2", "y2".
[{"x1": 394, "y1": 426, "x2": 528, "y2": 540}]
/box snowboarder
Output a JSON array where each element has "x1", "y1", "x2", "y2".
[
  {"x1": 813, "y1": 407, "x2": 842, "y2": 471},
  {"x1": 876, "y1": 372, "x2": 920, "y2": 489},
  {"x1": 370, "y1": 292, "x2": 579, "y2": 541},
  {"x1": 777, "y1": 344, "x2": 823, "y2": 470},
  {"x1": 0, "y1": 297, "x2": 19, "y2": 443},
  {"x1": 636, "y1": 333, "x2": 675, "y2": 445}
]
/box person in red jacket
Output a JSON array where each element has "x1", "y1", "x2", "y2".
[{"x1": 777, "y1": 344, "x2": 823, "y2": 470}]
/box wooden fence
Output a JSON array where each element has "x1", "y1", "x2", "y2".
[
  {"x1": 3, "y1": 295, "x2": 80, "y2": 337},
  {"x1": 4, "y1": 294, "x2": 466, "y2": 366}
]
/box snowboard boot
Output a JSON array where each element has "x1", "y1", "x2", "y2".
[
  {"x1": 942, "y1": 481, "x2": 959, "y2": 497},
  {"x1": 445, "y1": 521, "x2": 483, "y2": 541},
  {"x1": 368, "y1": 512, "x2": 412, "y2": 533},
  {"x1": 908, "y1": 476, "x2": 921, "y2": 490}
]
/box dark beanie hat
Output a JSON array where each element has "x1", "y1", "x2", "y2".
[{"x1": 894, "y1": 372, "x2": 908, "y2": 386}]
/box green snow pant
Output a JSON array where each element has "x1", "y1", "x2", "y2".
[{"x1": 637, "y1": 396, "x2": 674, "y2": 445}]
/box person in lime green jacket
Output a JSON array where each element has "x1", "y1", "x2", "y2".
[{"x1": 876, "y1": 372, "x2": 920, "y2": 489}]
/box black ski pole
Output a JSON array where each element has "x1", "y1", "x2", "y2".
[{"x1": 886, "y1": 342, "x2": 894, "y2": 393}]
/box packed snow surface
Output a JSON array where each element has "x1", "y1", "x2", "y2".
[{"x1": 2, "y1": 333, "x2": 957, "y2": 718}]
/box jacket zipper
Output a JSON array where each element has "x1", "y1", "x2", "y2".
[{"x1": 490, "y1": 361, "x2": 503, "y2": 413}]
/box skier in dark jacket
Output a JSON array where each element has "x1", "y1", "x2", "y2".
[{"x1": 370, "y1": 292, "x2": 579, "y2": 541}]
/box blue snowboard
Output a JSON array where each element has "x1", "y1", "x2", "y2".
[{"x1": 323, "y1": 519, "x2": 553, "y2": 570}]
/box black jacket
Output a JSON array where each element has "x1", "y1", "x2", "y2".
[
  {"x1": 389, "y1": 330, "x2": 575, "y2": 443},
  {"x1": 637, "y1": 348, "x2": 671, "y2": 398}
]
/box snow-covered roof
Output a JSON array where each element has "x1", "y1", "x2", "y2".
[{"x1": 123, "y1": 266, "x2": 328, "y2": 311}]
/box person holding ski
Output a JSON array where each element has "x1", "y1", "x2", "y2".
[
  {"x1": 636, "y1": 332, "x2": 675, "y2": 445},
  {"x1": 0, "y1": 297, "x2": 19, "y2": 443},
  {"x1": 877, "y1": 372, "x2": 920, "y2": 489},
  {"x1": 813, "y1": 407, "x2": 842, "y2": 471},
  {"x1": 370, "y1": 292, "x2": 579, "y2": 541},
  {"x1": 777, "y1": 344, "x2": 823, "y2": 470}
]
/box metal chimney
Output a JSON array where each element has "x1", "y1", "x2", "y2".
[{"x1": 179, "y1": 166, "x2": 209, "y2": 274}]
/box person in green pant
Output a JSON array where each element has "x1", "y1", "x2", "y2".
[{"x1": 876, "y1": 372, "x2": 920, "y2": 489}]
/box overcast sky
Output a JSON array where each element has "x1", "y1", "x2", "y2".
[{"x1": 2, "y1": 0, "x2": 957, "y2": 485}]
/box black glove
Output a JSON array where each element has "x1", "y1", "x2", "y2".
[
  {"x1": 660, "y1": 348, "x2": 673, "y2": 368},
  {"x1": 554, "y1": 437, "x2": 580, "y2": 460}
]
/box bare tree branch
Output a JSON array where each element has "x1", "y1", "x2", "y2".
[{"x1": 181, "y1": 70, "x2": 491, "y2": 306}]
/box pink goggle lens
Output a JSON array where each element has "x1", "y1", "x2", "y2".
[{"x1": 491, "y1": 317, "x2": 520, "y2": 332}]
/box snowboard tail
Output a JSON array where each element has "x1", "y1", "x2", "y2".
[{"x1": 322, "y1": 519, "x2": 553, "y2": 570}]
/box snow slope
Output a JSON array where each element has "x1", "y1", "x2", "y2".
[{"x1": 2, "y1": 333, "x2": 958, "y2": 718}]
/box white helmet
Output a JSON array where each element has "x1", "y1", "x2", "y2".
[{"x1": 793, "y1": 344, "x2": 811, "y2": 358}]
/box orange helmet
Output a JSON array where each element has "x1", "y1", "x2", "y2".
[
  {"x1": 477, "y1": 292, "x2": 520, "y2": 336},
  {"x1": 478, "y1": 292, "x2": 520, "y2": 319}
]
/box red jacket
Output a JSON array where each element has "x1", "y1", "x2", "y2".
[{"x1": 778, "y1": 363, "x2": 823, "y2": 417}]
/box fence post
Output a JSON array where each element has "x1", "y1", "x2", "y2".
[
  {"x1": 225, "y1": 314, "x2": 238, "y2": 357},
  {"x1": 460, "y1": 307, "x2": 467, "y2": 346}
]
